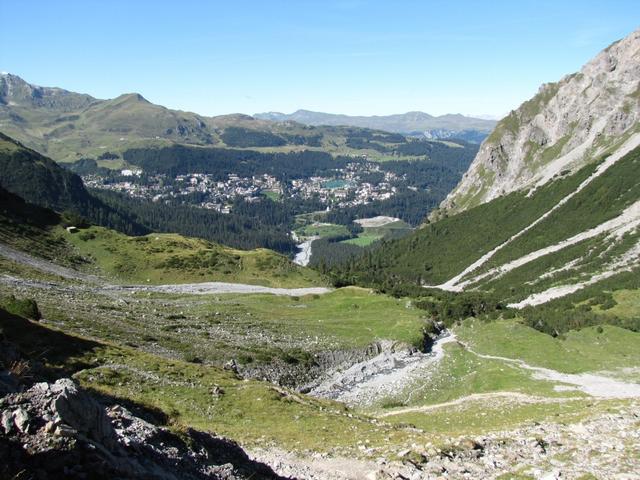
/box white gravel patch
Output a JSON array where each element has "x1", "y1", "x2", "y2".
[
  {"x1": 128, "y1": 282, "x2": 332, "y2": 296},
  {"x1": 309, "y1": 334, "x2": 458, "y2": 407},
  {"x1": 293, "y1": 236, "x2": 318, "y2": 266},
  {"x1": 354, "y1": 216, "x2": 401, "y2": 228}
]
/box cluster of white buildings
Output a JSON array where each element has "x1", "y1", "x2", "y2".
[
  {"x1": 83, "y1": 161, "x2": 402, "y2": 212},
  {"x1": 289, "y1": 162, "x2": 400, "y2": 208},
  {"x1": 83, "y1": 172, "x2": 283, "y2": 213}
]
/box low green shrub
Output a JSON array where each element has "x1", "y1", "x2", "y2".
[{"x1": 1, "y1": 295, "x2": 41, "y2": 320}]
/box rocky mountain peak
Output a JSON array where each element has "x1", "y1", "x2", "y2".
[
  {"x1": 439, "y1": 28, "x2": 640, "y2": 215},
  {"x1": 0, "y1": 73, "x2": 96, "y2": 111}
]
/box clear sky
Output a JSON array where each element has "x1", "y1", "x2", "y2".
[{"x1": 1, "y1": 1, "x2": 638, "y2": 118}]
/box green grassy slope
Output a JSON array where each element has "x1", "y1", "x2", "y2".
[
  {"x1": 0, "y1": 132, "x2": 92, "y2": 210},
  {"x1": 456, "y1": 318, "x2": 640, "y2": 374},
  {"x1": 0, "y1": 186, "x2": 78, "y2": 265},
  {"x1": 373, "y1": 317, "x2": 640, "y2": 437},
  {"x1": 339, "y1": 145, "x2": 640, "y2": 299},
  {"x1": 0, "y1": 309, "x2": 420, "y2": 453},
  {"x1": 0, "y1": 132, "x2": 148, "y2": 236},
  {"x1": 0, "y1": 274, "x2": 425, "y2": 367},
  {"x1": 0, "y1": 184, "x2": 325, "y2": 288},
  {"x1": 4, "y1": 288, "x2": 636, "y2": 452},
  {"x1": 65, "y1": 225, "x2": 326, "y2": 288}
]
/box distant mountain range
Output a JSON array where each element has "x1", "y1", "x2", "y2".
[
  {"x1": 0, "y1": 73, "x2": 487, "y2": 163},
  {"x1": 254, "y1": 109, "x2": 497, "y2": 142}
]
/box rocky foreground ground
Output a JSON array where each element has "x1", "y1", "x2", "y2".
[
  {"x1": 4, "y1": 370, "x2": 638, "y2": 480},
  {"x1": 251, "y1": 401, "x2": 640, "y2": 479},
  {"x1": 0, "y1": 377, "x2": 283, "y2": 480}
]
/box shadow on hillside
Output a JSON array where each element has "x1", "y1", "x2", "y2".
[
  {"x1": 0, "y1": 308, "x2": 286, "y2": 479},
  {"x1": 0, "y1": 307, "x2": 102, "y2": 381}
]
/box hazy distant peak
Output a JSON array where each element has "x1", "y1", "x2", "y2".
[{"x1": 253, "y1": 109, "x2": 496, "y2": 136}]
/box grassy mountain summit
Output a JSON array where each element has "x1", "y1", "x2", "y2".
[
  {"x1": 0, "y1": 73, "x2": 215, "y2": 159},
  {"x1": 0, "y1": 72, "x2": 96, "y2": 111}
]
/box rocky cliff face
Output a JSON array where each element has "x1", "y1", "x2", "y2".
[
  {"x1": 440, "y1": 28, "x2": 640, "y2": 215},
  {"x1": 0, "y1": 73, "x2": 97, "y2": 111}
]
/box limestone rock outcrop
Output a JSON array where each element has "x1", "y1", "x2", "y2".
[
  {"x1": 440, "y1": 28, "x2": 640, "y2": 216},
  {"x1": 0, "y1": 378, "x2": 283, "y2": 480}
]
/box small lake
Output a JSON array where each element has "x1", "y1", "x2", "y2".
[{"x1": 322, "y1": 179, "x2": 351, "y2": 189}]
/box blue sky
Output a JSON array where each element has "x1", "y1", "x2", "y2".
[{"x1": 1, "y1": 1, "x2": 638, "y2": 117}]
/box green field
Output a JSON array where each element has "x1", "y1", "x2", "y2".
[
  {"x1": 373, "y1": 317, "x2": 640, "y2": 437},
  {"x1": 261, "y1": 190, "x2": 281, "y2": 201},
  {"x1": 341, "y1": 233, "x2": 384, "y2": 246},
  {"x1": 294, "y1": 223, "x2": 350, "y2": 239},
  {"x1": 605, "y1": 289, "x2": 640, "y2": 320},
  {"x1": 373, "y1": 341, "x2": 569, "y2": 413},
  {"x1": 373, "y1": 318, "x2": 640, "y2": 410},
  {"x1": 5, "y1": 296, "x2": 635, "y2": 455},
  {"x1": 456, "y1": 318, "x2": 640, "y2": 374},
  {"x1": 183, "y1": 286, "x2": 427, "y2": 350},
  {"x1": 340, "y1": 219, "x2": 412, "y2": 246}
]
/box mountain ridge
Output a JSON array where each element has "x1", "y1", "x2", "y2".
[
  {"x1": 337, "y1": 28, "x2": 640, "y2": 323},
  {"x1": 0, "y1": 73, "x2": 480, "y2": 162},
  {"x1": 254, "y1": 109, "x2": 496, "y2": 140}
]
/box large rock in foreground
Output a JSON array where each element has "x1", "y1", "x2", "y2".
[{"x1": 0, "y1": 378, "x2": 283, "y2": 480}]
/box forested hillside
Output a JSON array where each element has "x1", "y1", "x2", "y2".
[{"x1": 0, "y1": 133, "x2": 296, "y2": 252}]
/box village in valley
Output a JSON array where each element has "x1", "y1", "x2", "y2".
[{"x1": 81, "y1": 161, "x2": 402, "y2": 213}]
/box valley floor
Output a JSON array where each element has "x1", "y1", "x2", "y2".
[{"x1": 1, "y1": 242, "x2": 640, "y2": 479}]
